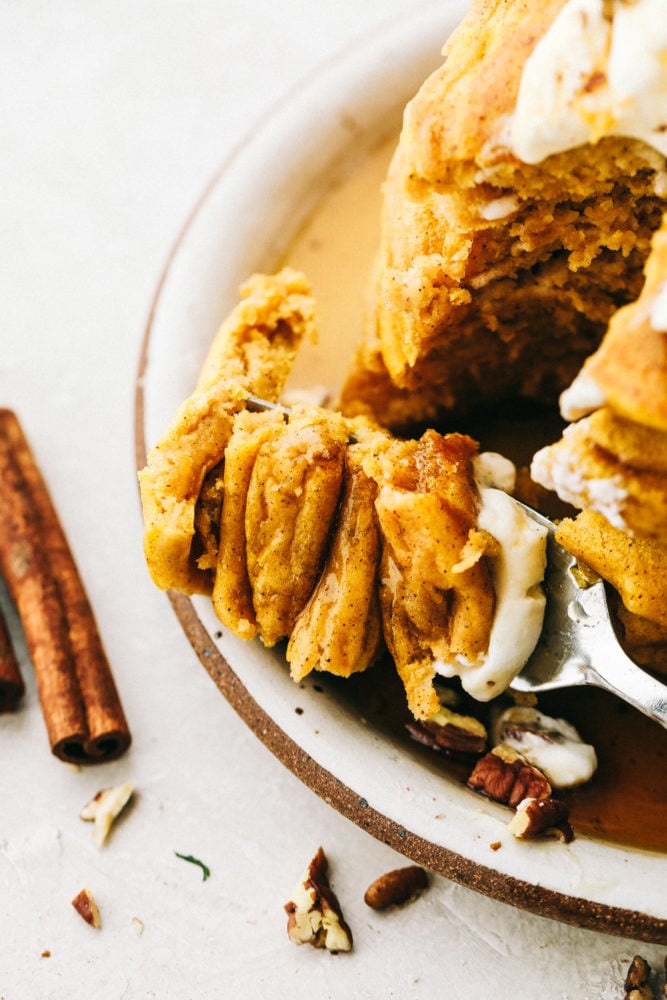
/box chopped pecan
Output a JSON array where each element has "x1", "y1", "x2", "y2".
[
  {"x1": 80, "y1": 781, "x2": 134, "y2": 846},
  {"x1": 363, "y1": 866, "x2": 429, "y2": 910},
  {"x1": 625, "y1": 988, "x2": 654, "y2": 1000},
  {"x1": 407, "y1": 703, "x2": 487, "y2": 759},
  {"x1": 467, "y1": 746, "x2": 551, "y2": 808},
  {"x1": 625, "y1": 955, "x2": 651, "y2": 991},
  {"x1": 284, "y1": 847, "x2": 352, "y2": 952},
  {"x1": 507, "y1": 797, "x2": 573, "y2": 842},
  {"x1": 71, "y1": 888, "x2": 101, "y2": 928},
  {"x1": 623, "y1": 954, "x2": 653, "y2": 999}
]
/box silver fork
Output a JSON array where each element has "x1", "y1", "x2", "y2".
[
  {"x1": 245, "y1": 395, "x2": 667, "y2": 729},
  {"x1": 512, "y1": 503, "x2": 667, "y2": 730}
]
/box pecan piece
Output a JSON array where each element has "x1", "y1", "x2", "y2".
[
  {"x1": 623, "y1": 955, "x2": 653, "y2": 999},
  {"x1": 71, "y1": 888, "x2": 101, "y2": 928},
  {"x1": 364, "y1": 865, "x2": 429, "y2": 910},
  {"x1": 406, "y1": 704, "x2": 487, "y2": 760},
  {"x1": 284, "y1": 847, "x2": 352, "y2": 952},
  {"x1": 467, "y1": 746, "x2": 551, "y2": 808},
  {"x1": 508, "y1": 797, "x2": 573, "y2": 842},
  {"x1": 80, "y1": 781, "x2": 134, "y2": 846}
]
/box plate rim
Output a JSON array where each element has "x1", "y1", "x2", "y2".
[{"x1": 134, "y1": 1, "x2": 667, "y2": 945}]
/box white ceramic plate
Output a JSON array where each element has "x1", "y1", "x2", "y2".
[{"x1": 135, "y1": 0, "x2": 667, "y2": 942}]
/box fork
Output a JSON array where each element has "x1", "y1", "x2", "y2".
[
  {"x1": 512, "y1": 503, "x2": 667, "y2": 730},
  {"x1": 245, "y1": 395, "x2": 667, "y2": 729}
]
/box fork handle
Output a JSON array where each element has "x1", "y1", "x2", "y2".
[{"x1": 576, "y1": 584, "x2": 667, "y2": 729}]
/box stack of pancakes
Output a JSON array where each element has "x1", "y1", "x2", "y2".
[
  {"x1": 340, "y1": 0, "x2": 667, "y2": 430},
  {"x1": 339, "y1": 0, "x2": 667, "y2": 673},
  {"x1": 140, "y1": 0, "x2": 667, "y2": 707},
  {"x1": 532, "y1": 216, "x2": 667, "y2": 671},
  {"x1": 140, "y1": 268, "x2": 539, "y2": 718}
]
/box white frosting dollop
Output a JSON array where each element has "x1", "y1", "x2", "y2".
[
  {"x1": 492, "y1": 706, "x2": 598, "y2": 788},
  {"x1": 650, "y1": 278, "x2": 667, "y2": 331},
  {"x1": 531, "y1": 424, "x2": 628, "y2": 528},
  {"x1": 510, "y1": 0, "x2": 667, "y2": 165},
  {"x1": 478, "y1": 194, "x2": 519, "y2": 221},
  {"x1": 436, "y1": 488, "x2": 547, "y2": 701},
  {"x1": 559, "y1": 368, "x2": 606, "y2": 421},
  {"x1": 472, "y1": 451, "x2": 517, "y2": 493}
]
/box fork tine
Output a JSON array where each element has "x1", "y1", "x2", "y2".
[
  {"x1": 245, "y1": 395, "x2": 291, "y2": 419},
  {"x1": 512, "y1": 504, "x2": 667, "y2": 729}
]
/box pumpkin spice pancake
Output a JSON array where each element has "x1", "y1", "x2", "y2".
[
  {"x1": 340, "y1": 0, "x2": 667, "y2": 430},
  {"x1": 139, "y1": 268, "x2": 317, "y2": 595},
  {"x1": 532, "y1": 214, "x2": 667, "y2": 672}
]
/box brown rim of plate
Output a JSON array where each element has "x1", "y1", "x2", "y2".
[{"x1": 132, "y1": 50, "x2": 667, "y2": 945}]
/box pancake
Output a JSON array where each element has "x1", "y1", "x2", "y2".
[
  {"x1": 532, "y1": 215, "x2": 667, "y2": 668},
  {"x1": 340, "y1": 0, "x2": 667, "y2": 430},
  {"x1": 139, "y1": 268, "x2": 316, "y2": 594}
]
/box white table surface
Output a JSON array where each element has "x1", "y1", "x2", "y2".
[{"x1": 2, "y1": 2, "x2": 665, "y2": 998}]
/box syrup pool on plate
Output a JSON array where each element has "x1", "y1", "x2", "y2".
[
  {"x1": 284, "y1": 134, "x2": 394, "y2": 399},
  {"x1": 283, "y1": 133, "x2": 667, "y2": 854}
]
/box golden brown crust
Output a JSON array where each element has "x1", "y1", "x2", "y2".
[
  {"x1": 244, "y1": 407, "x2": 348, "y2": 647},
  {"x1": 399, "y1": 0, "x2": 567, "y2": 179},
  {"x1": 139, "y1": 269, "x2": 316, "y2": 594},
  {"x1": 365, "y1": 431, "x2": 495, "y2": 719},
  {"x1": 585, "y1": 217, "x2": 667, "y2": 431},
  {"x1": 611, "y1": 597, "x2": 667, "y2": 676},
  {"x1": 287, "y1": 445, "x2": 384, "y2": 681},
  {"x1": 139, "y1": 382, "x2": 244, "y2": 594},
  {"x1": 556, "y1": 511, "x2": 667, "y2": 629},
  {"x1": 138, "y1": 267, "x2": 504, "y2": 710},
  {"x1": 586, "y1": 409, "x2": 667, "y2": 475},
  {"x1": 212, "y1": 409, "x2": 285, "y2": 639},
  {"x1": 531, "y1": 215, "x2": 667, "y2": 560}
]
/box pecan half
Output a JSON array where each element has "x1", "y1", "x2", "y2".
[
  {"x1": 364, "y1": 865, "x2": 429, "y2": 910},
  {"x1": 284, "y1": 847, "x2": 352, "y2": 952},
  {"x1": 467, "y1": 746, "x2": 551, "y2": 807}
]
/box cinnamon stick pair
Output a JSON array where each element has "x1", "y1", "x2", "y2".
[{"x1": 0, "y1": 409, "x2": 131, "y2": 762}]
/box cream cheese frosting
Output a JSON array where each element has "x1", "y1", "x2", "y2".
[
  {"x1": 492, "y1": 706, "x2": 598, "y2": 788},
  {"x1": 510, "y1": 0, "x2": 667, "y2": 165},
  {"x1": 531, "y1": 423, "x2": 629, "y2": 529},
  {"x1": 559, "y1": 368, "x2": 606, "y2": 422},
  {"x1": 435, "y1": 463, "x2": 548, "y2": 702},
  {"x1": 650, "y1": 277, "x2": 667, "y2": 331}
]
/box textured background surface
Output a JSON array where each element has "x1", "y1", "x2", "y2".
[{"x1": 1, "y1": 2, "x2": 664, "y2": 997}]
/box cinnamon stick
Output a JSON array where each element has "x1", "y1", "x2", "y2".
[
  {"x1": 0, "y1": 409, "x2": 131, "y2": 762},
  {"x1": 0, "y1": 601, "x2": 24, "y2": 711}
]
